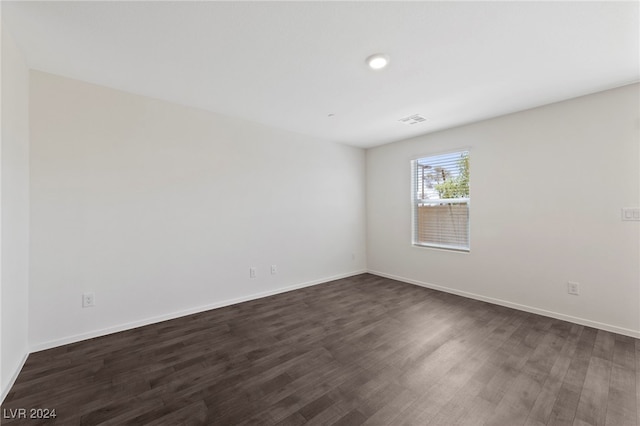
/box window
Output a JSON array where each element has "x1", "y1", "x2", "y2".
[{"x1": 412, "y1": 150, "x2": 470, "y2": 251}]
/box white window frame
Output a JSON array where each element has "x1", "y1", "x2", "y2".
[{"x1": 411, "y1": 150, "x2": 470, "y2": 252}]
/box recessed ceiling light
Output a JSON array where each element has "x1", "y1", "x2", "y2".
[{"x1": 366, "y1": 53, "x2": 389, "y2": 70}]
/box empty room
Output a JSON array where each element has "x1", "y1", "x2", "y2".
[{"x1": 1, "y1": 1, "x2": 639, "y2": 425}]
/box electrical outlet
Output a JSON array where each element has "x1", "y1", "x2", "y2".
[
  {"x1": 82, "y1": 292, "x2": 95, "y2": 308},
  {"x1": 567, "y1": 281, "x2": 580, "y2": 296},
  {"x1": 271, "y1": 265, "x2": 277, "y2": 275},
  {"x1": 249, "y1": 267, "x2": 256, "y2": 278}
]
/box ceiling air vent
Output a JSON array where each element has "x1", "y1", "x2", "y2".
[{"x1": 398, "y1": 114, "x2": 426, "y2": 125}]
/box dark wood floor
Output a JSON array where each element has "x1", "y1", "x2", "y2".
[{"x1": 2, "y1": 274, "x2": 638, "y2": 425}]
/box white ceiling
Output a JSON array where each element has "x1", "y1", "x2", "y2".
[{"x1": 2, "y1": 1, "x2": 638, "y2": 148}]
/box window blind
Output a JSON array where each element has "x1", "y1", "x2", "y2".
[{"x1": 412, "y1": 151, "x2": 470, "y2": 251}]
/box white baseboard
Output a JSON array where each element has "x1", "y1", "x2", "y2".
[
  {"x1": 30, "y1": 270, "x2": 367, "y2": 353},
  {"x1": 368, "y1": 270, "x2": 640, "y2": 339},
  {"x1": 25, "y1": 267, "x2": 638, "y2": 376},
  {"x1": 1, "y1": 351, "x2": 28, "y2": 404}
]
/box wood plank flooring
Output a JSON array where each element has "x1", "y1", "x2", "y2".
[{"x1": 2, "y1": 274, "x2": 638, "y2": 425}]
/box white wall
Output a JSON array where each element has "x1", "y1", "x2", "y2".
[
  {"x1": 15, "y1": 58, "x2": 640, "y2": 367},
  {"x1": 29, "y1": 71, "x2": 366, "y2": 350},
  {"x1": 1, "y1": 22, "x2": 30, "y2": 398},
  {"x1": 367, "y1": 84, "x2": 640, "y2": 337}
]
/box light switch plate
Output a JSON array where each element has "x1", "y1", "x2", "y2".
[{"x1": 622, "y1": 208, "x2": 640, "y2": 221}]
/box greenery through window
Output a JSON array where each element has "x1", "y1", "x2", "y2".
[{"x1": 412, "y1": 151, "x2": 470, "y2": 251}]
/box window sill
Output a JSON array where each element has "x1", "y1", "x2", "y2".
[{"x1": 412, "y1": 243, "x2": 470, "y2": 253}]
